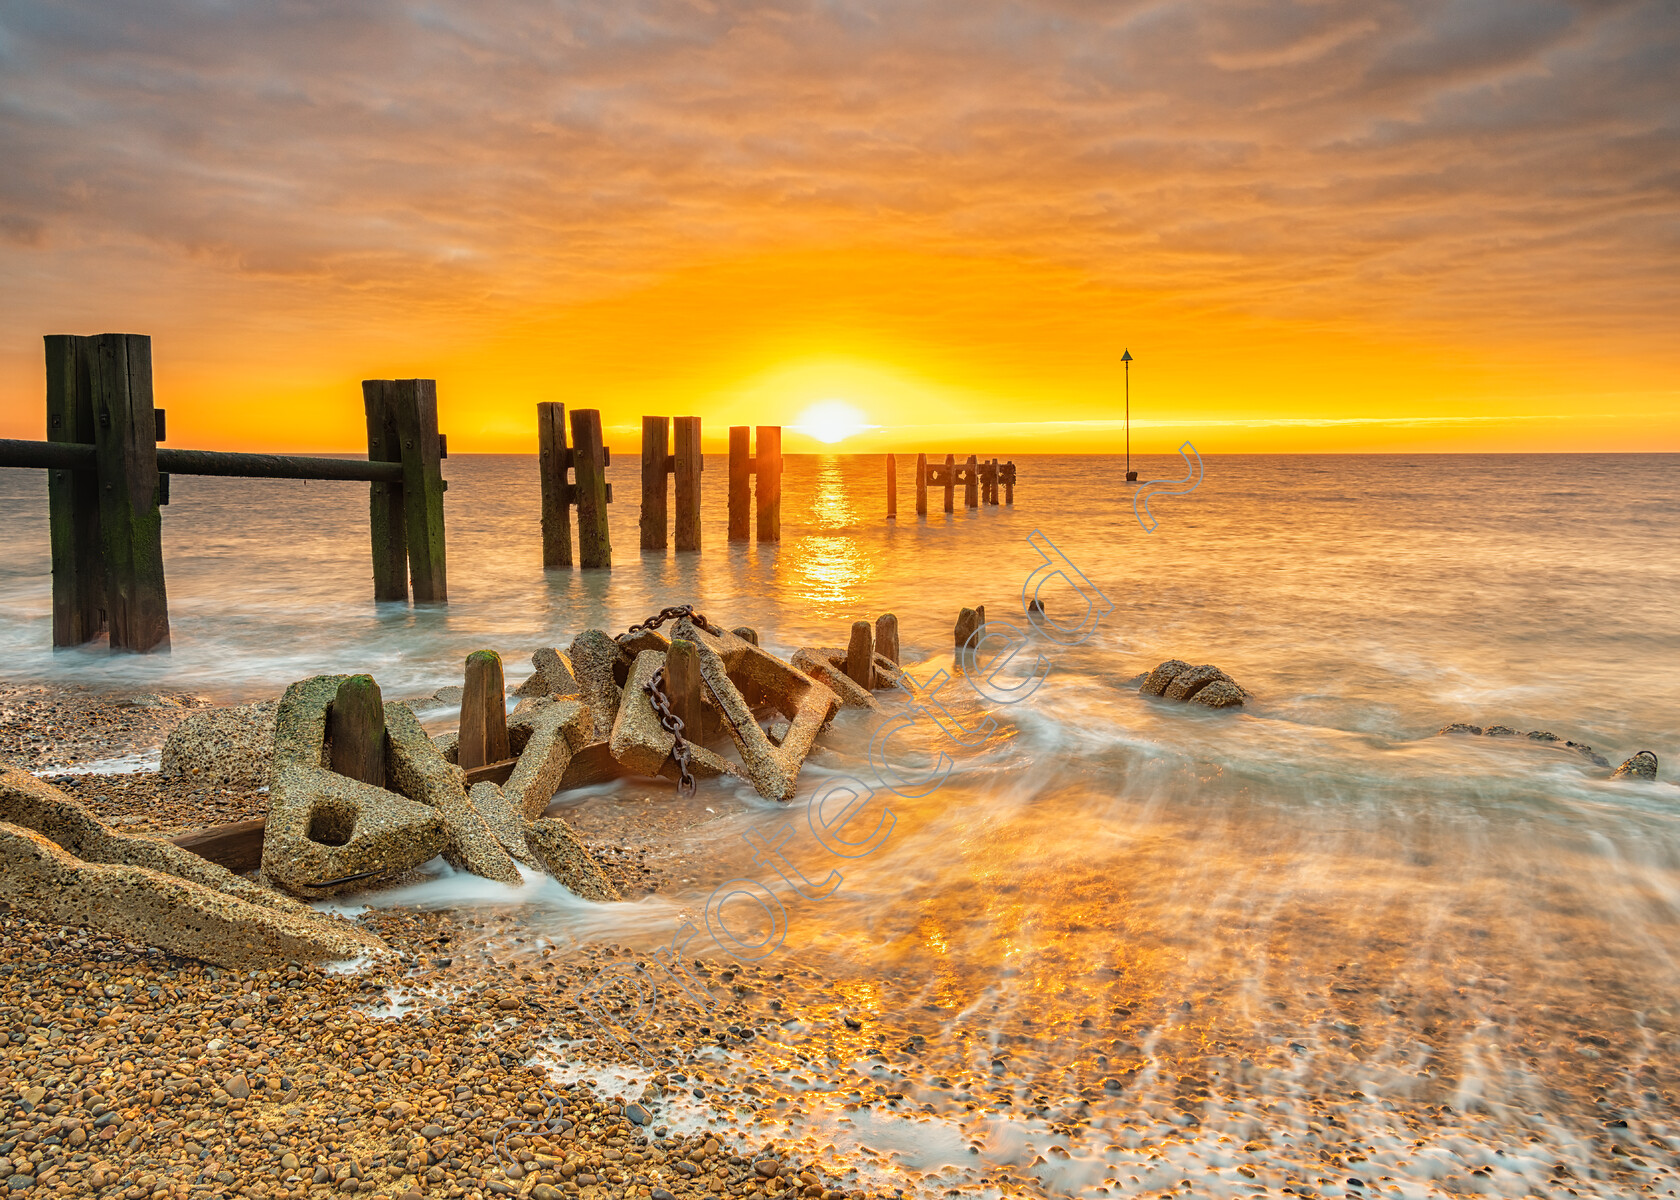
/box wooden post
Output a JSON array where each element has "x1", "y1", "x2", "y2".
[
  {"x1": 674, "y1": 416, "x2": 703, "y2": 552},
  {"x1": 915, "y1": 453, "x2": 928, "y2": 518},
  {"x1": 666, "y1": 638, "x2": 707, "y2": 741},
  {"x1": 756, "y1": 425, "x2": 781, "y2": 543},
  {"x1": 570, "y1": 408, "x2": 612, "y2": 568},
  {"x1": 965, "y1": 454, "x2": 979, "y2": 509},
  {"x1": 728, "y1": 425, "x2": 752, "y2": 542},
  {"x1": 88, "y1": 334, "x2": 169, "y2": 653},
  {"x1": 1004, "y1": 461, "x2": 1015, "y2": 505},
  {"x1": 846, "y1": 620, "x2": 875, "y2": 689},
  {"x1": 459, "y1": 650, "x2": 511, "y2": 771},
  {"x1": 875, "y1": 613, "x2": 900, "y2": 665},
  {"x1": 381, "y1": 379, "x2": 447, "y2": 602},
  {"x1": 886, "y1": 454, "x2": 897, "y2": 519},
  {"x1": 640, "y1": 415, "x2": 670, "y2": 551},
  {"x1": 538, "y1": 402, "x2": 573, "y2": 567},
  {"x1": 364, "y1": 381, "x2": 409, "y2": 601},
  {"x1": 328, "y1": 675, "x2": 386, "y2": 788},
  {"x1": 943, "y1": 453, "x2": 955, "y2": 514},
  {"x1": 45, "y1": 336, "x2": 106, "y2": 646}
]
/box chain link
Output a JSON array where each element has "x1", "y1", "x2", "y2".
[
  {"x1": 621, "y1": 603, "x2": 716, "y2": 638},
  {"x1": 643, "y1": 671, "x2": 698, "y2": 794}
]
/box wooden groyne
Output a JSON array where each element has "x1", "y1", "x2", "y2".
[
  {"x1": 0, "y1": 334, "x2": 451, "y2": 653},
  {"x1": 885, "y1": 453, "x2": 1016, "y2": 518}
]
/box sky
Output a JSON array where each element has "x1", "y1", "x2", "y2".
[{"x1": 1, "y1": 0, "x2": 1676, "y2": 454}]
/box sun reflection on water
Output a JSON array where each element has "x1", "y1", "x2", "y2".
[{"x1": 784, "y1": 457, "x2": 874, "y2": 620}]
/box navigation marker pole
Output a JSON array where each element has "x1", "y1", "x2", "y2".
[{"x1": 1123, "y1": 348, "x2": 1137, "y2": 482}]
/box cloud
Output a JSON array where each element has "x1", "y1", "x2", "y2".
[{"x1": 0, "y1": 0, "x2": 1673, "y2": 347}]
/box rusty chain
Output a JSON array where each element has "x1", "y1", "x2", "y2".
[
  {"x1": 620, "y1": 603, "x2": 716, "y2": 638},
  {"x1": 642, "y1": 670, "x2": 698, "y2": 794}
]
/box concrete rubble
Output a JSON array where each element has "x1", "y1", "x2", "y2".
[
  {"x1": 159, "y1": 699, "x2": 277, "y2": 787},
  {"x1": 1436, "y1": 722, "x2": 1612, "y2": 768},
  {"x1": 1140, "y1": 660, "x2": 1248, "y2": 708},
  {"x1": 0, "y1": 762, "x2": 386, "y2": 967}
]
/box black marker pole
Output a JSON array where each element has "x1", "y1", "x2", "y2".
[{"x1": 1122, "y1": 348, "x2": 1137, "y2": 482}]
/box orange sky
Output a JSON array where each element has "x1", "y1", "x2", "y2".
[{"x1": 1, "y1": 2, "x2": 1674, "y2": 454}]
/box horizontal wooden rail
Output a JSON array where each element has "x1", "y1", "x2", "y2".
[{"x1": 1, "y1": 438, "x2": 406, "y2": 483}]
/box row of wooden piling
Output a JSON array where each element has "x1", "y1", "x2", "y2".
[
  {"x1": 538, "y1": 408, "x2": 784, "y2": 569},
  {"x1": 885, "y1": 453, "x2": 1016, "y2": 518}
]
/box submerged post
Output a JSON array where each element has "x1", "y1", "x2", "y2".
[
  {"x1": 570, "y1": 408, "x2": 612, "y2": 569},
  {"x1": 886, "y1": 453, "x2": 897, "y2": 519},
  {"x1": 915, "y1": 452, "x2": 927, "y2": 518},
  {"x1": 365, "y1": 381, "x2": 410, "y2": 600},
  {"x1": 640, "y1": 415, "x2": 670, "y2": 551},
  {"x1": 1004, "y1": 461, "x2": 1015, "y2": 505},
  {"x1": 943, "y1": 453, "x2": 955, "y2": 514},
  {"x1": 674, "y1": 415, "x2": 702, "y2": 552},
  {"x1": 728, "y1": 425, "x2": 752, "y2": 542},
  {"x1": 89, "y1": 334, "x2": 169, "y2": 652},
  {"x1": 393, "y1": 380, "x2": 447, "y2": 602},
  {"x1": 45, "y1": 336, "x2": 106, "y2": 646},
  {"x1": 538, "y1": 402, "x2": 573, "y2": 567},
  {"x1": 756, "y1": 425, "x2": 782, "y2": 543}
]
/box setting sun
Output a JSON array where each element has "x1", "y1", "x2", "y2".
[{"x1": 793, "y1": 400, "x2": 872, "y2": 445}]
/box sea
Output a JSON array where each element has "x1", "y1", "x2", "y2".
[{"x1": 3, "y1": 452, "x2": 1679, "y2": 1198}]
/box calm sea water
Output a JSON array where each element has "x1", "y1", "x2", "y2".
[{"x1": 4, "y1": 452, "x2": 1680, "y2": 1197}]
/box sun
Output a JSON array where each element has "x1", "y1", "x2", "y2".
[{"x1": 794, "y1": 399, "x2": 871, "y2": 444}]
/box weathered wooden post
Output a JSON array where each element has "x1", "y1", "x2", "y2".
[
  {"x1": 728, "y1": 426, "x2": 753, "y2": 542},
  {"x1": 875, "y1": 613, "x2": 899, "y2": 665},
  {"x1": 365, "y1": 378, "x2": 447, "y2": 602},
  {"x1": 756, "y1": 425, "x2": 782, "y2": 543},
  {"x1": 570, "y1": 408, "x2": 612, "y2": 568},
  {"x1": 328, "y1": 675, "x2": 386, "y2": 788},
  {"x1": 87, "y1": 334, "x2": 170, "y2": 652},
  {"x1": 674, "y1": 415, "x2": 703, "y2": 552},
  {"x1": 886, "y1": 453, "x2": 897, "y2": 519},
  {"x1": 45, "y1": 336, "x2": 107, "y2": 647},
  {"x1": 915, "y1": 453, "x2": 928, "y2": 518},
  {"x1": 666, "y1": 637, "x2": 708, "y2": 740},
  {"x1": 846, "y1": 620, "x2": 875, "y2": 688},
  {"x1": 1004, "y1": 461, "x2": 1016, "y2": 505},
  {"x1": 943, "y1": 453, "x2": 956, "y2": 514},
  {"x1": 965, "y1": 454, "x2": 980, "y2": 510},
  {"x1": 538, "y1": 402, "x2": 573, "y2": 567},
  {"x1": 989, "y1": 459, "x2": 1001, "y2": 505},
  {"x1": 459, "y1": 650, "x2": 511, "y2": 771},
  {"x1": 640, "y1": 415, "x2": 670, "y2": 551},
  {"x1": 366, "y1": 382, "x2": 408, "y2": 599}
]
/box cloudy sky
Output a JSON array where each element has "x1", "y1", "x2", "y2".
[{"x1": 1, "y1": 0, "x2": 1675, "y2": 451}]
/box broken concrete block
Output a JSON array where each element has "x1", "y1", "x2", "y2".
[
  {"x1": 569, "y1": 629, "x2": 627, "y2": 742},
  {"x1": 262, "y1": 675, "x2": 450, "y2": 898},
  {"x1": 0, "y1": 820, "x2": 386, "y2": 968},
  {"x1": 611, "y1": 650, "x2": 675, "y2": 776},
  {"x1": 525, "y1": 818, "x2": 620, "y2": 902},
  {"x1": 793, "y1": 647, "x2": 875, "y2": 710},
  {"x1": 618, "y1": 627, "x2": 672, "y2": 659},
  {"x1": 731, "y1": 626, "x2": 760, "y2": 646},
  {"x1": 675, "y1": 617, "x2": 839, "y2": 802},
  {"x1": 504, "y1": 696, "x2": 591, "y2": 820},
  {"x1": 160, "y1": 700, "x2": 278, "y2": 788},
  {"x1": 514, "y1": 646, "x2": 581, "y2": 698},
  {"x1": 1139, "y1": 660, "x2": 1193, "y2": 696},
  {"x1": 384, "y1": 700, "x2": 522, "y2": 885},
  {"x1": 1163, "y1": 664, "x2": 1239, "y2": 703},
  {"x1": 1613, "y1": 751, "x2": 1659, "y2": 781},
  {"x1": 469, "y1": 781, "x2": 536, "y2": 868},
  {"x1": 1189, "y1": 680, "x2": 1245, "y2": 708},
  {"x1": 0, "y1": 763, "x2": 306, "y2": 918}
]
